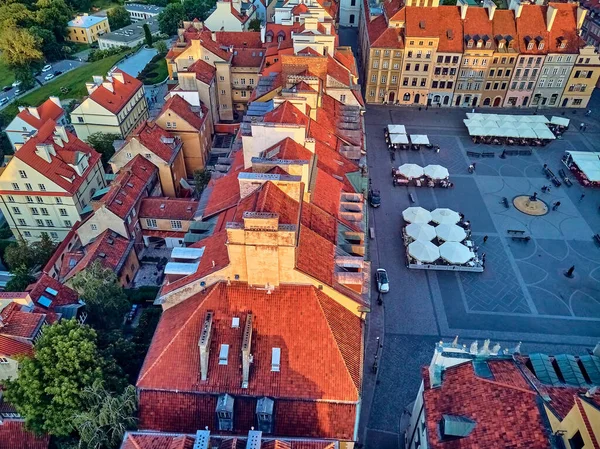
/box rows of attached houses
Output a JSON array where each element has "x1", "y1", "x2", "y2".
[{"x1": 0, "y1": 0, "x2": 372, "y2": 447}]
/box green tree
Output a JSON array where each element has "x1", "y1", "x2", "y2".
[
  {"x1": 3, "y1": 320, "x2": 105, "y2": 436},
  {"x1": 13, "y1": 65, "x2": 37, "y2": 90},
  {"x1": 107, "y1": 5, "x2": 131, "y2": 31},
  {"x1": 70, "y1": 261, "x2": 130, "y2": 331},
  {"x1": 193, "y1": 168, "x2": 211, "y2": 198},
  {"x1": 4, "y1": 238, "x2": 37, "y2": 270},
  {"x1": 0, "y1": 3, "x2": 34, "y2": 29},
  {"x1": 35, "y1": 0, "x2": 73, "y2": 42},
  {"x1": 182, "y1": 0, "x2": 213, "y2": 22},
  {"x1": 66, "y1": 0, "x2": 91, "y2": 13},
  {"x1": 5, "y1": 265, "x2": 36, "y2": 291},
  {"x1": 143, "y1": 23, "x2": 153, "y2": 47},
  {"x1": 35, "y1": 232, "x2": 57, "y2": 264},
  {"x1": 86, "y1": 132, "x2": 120, "y2": 167},
  {"x1": 73, "y1": 382, "x2": 137, "y2": 449},
  {"x1": 0, "y1": 27, "x2": 43, "y2": 68},
  {"x1": 247, "y1": 17, "x2": 261, "y2": 32},
  {"x1": 152, "y1": 0, "x2": 169, "y2": 6},
  {"x1": 155, "y1": 40, "x2": 167, "y2": 55},
  {"x1": 158, "y1": 3, "x2": 185, "y2": 35},
  {"x1": 30, "y1": 25, "x2": 64, "y2": 61}
]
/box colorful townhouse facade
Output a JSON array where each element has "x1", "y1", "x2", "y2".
[
  {"x1": 360, "y1": 0, "x2": 600, "y2": 108},
  {"x1": 66, "y1": 14, "x2": 110, "y2": 44}
]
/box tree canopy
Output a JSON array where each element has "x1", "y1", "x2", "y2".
[
  {"x1": 107, "y1": 5, "x2": 131, "y2": 31},
  {"x1": 247, "y1": 17, "x2": 261, "y2": 32},
  {"x1": 4, "y1": 233, "x2": 56, "y2": 271},
  {"x1": 86, "y1": 132, "x2": 120, "y2": 167},
  {"x1": 4, "y1": 320, "x2": 105, "y2": 436},
  {"x1": 4, "y1": 265, "x2": 36, "y2": 291},
  {"x1": 182, "y1": 0, "x2": 214, "y2": 22},
  {"x1": 0, "y1": 28, "x2": 43, "y2": 67},
  {"x1": 70, "y1": 261, "x2": 130, "y2": 331},
  {"x1": 158, "y1": 3, "x2": 185, "y2": 35},
  {"x1": 193, "y1": 168, "x2": 211, "y2": 198},
  {"x1": 143, "y1": 23, "x2": 153, "y2": 47}
]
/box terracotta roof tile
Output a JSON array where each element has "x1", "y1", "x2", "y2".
[
  {"x1": 0, "y1": 420, "x2": 49, "y2": 449},
  {"x1": 231, "y1": 48, "x2": 265, "y2": 67},
  {"x1": 296, "y1": 225, "x2": 335, "y2": 286},
  {"x1": 186, "y1": 59, "x2": 216, "y2": 84},
  {"x1": 492, "y1": 10, "x2": 519, "y2": 52},
  {"x1": 300, "y1": 202, "x2": 337, "y2": 243},
  {"x1": 138, "y1": 282, "x2": 361, "y2": 400},
  {"x1": 26, "y1": 273, "x2": 79, "y2": 310},
  {"x1": 139, "y1": 197, "x2": 199, "y2": 221},
  {"x1": 128, "y1": 122, "x2": 182, "y2": 164},
  {"x1": 202, "y1": 151, "x2": 244, "y2": 218},
  {"x1": 14, "y1": 120, "x2": 102, "y2": 195},
  {"x1": 312, "y1": 168, "x2": 342, "y2": 220},
  {"x1": 160, "y1": 95, "x2": 208, "y2": 131},
  {"x1": 232, "y1": 181, "x2": 300, "y2": 225},
  {"x1": 0, "y1": 335, "x2": 33, "y2": 358},
  {"x1": 547, "y1": 3, "x2": 582, "y2": 53},
  {"x1": 334, "y1": 48, "x2": 358, "y2": 77},
  {"x1": 13, "y1": 98, "x2": 64, "y2": 130},
  {"x1": 406, "y1": 7, "x2": 440, "y2": 38},
  {"x1": 0, "y1": 304, "x2": 45, "y2": 340},
  {"x1": 67, "y1": 230, "x2": 132, "y2": 279},
  {"x1": 438, "y1": 6, "x2": 464, "y2": 53},
  {"x1": 263, "y1": 137, "x2": 313, "y2": 161},
  {"x1": 516, "y1": 5, "x2": 549, "y2": 54},
  {"x1": 262, "y1": 101, "x2": 309, "y2": 127},
  {"x1": 463, "y1": 7, "x2": 494, "y2": 42},
  {"x1": 88, "y1": 69, "x2": 143, "y2": 115}
]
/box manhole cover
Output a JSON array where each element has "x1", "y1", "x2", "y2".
[{"x1": 513, "y1": 195, "x2": 549, "y2": 216}]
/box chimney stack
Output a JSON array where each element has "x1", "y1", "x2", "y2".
[
  {"x1": 458, "y1": 0, "x2": 468, "y2": 20},
  {"x1": 577, "y1": 7, "x2": 587, "y2": 31},
  {"x1": 241, "y1": 313, "x2": 253, "y2": 389},
  {"x1": 54, "y1": 126, "x2": 69, "y2": 143},
  {"x1": 546, "y1": 6, "x2": 557, "y2": 32},
  {"x1": 483, "y1": 0, "x2": 496, "y2": 21},
  {"x1": 593, "y1": 341, "x2": 600, "y2": 357},
  {"x1": 27, "y1": 107, "x2": 40, "y2": 120},
  {"x1": 198, "y1": 311, "x2": 213, "y2": 381}
]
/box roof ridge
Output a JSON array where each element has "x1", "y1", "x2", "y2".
[
  {"x1": 576, "y1": 396, "x2": 600, "y2": 449},
  {"x1": 314, "y1": 288, "x2": 360, "y2": 394},
  {"x1": 476, "y1": 375, "x2": 538, "y2": 395},
  {"x1": 138, "y1": 285, "x2": 218, "y2": 385}
]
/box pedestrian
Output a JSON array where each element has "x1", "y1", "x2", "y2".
[
  {"x1": 584, "y1": 125, "x2": 587, "y2": 132},
  {"x1": 541, "y1": 185, "x2": 547, "y2": 193},
  {"x1": 483, "y1": 235, "x2": 488, "y2": 243},
  {"x1": 580, "y1": 193, "x2": 585, "y2": 201},
  {"x1": 552, "y1": 201, "x2": 561, "y2": 211},
  {"x1": 586, "y1": 109, "x2": 592, "y2": 116},
  {"x1": 580, "y1": 122, "x2": 585, "y2": 131}
]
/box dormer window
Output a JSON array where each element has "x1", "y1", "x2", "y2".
[
  {"x1": 467, "y1": 39, "x2": 474, "y2": 48},
  {"x1": 485, "y1": 41, "x2": 491, "y2": 49},
  {"x1": 538, "y1": 42, "x2": 544, "y2": 50},
  {"x1": 527, "y1": 42, "x2": 534, "y2": 50},
  {"x1": 498, "y1": 42, "x2": 504, "y2": 49},
  {"x1": 477, "y1": 40, "x2": 483, "y2": 48}
]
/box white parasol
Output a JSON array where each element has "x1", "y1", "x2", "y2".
[
  {"x1": 435, "y1": 224, "x2": 467, "y2": 242},
  {"x1": 402, "y1": 207, "x2": 433, "y2": 224},
  {"x1": 423, "y1": 165, "x2": 450, "y2": 180},
  {"x1": 408, "y1": 240, "x2": 440, "y2": 263},
  {"x1": 405, "y1": 223, "x2": 436, "y2": 241},
  {"x1": 439, "y1": 242, "x2": 473, "y2": 264},
  {"x1": 390, "y1": 133, "x2": 409, "y2": 144},
  {"x1": 398, "y1": 163, "x2": 424, "y2": 179},
  {"x1": 431, "y1": 208, "x2": 461, "y2": 225}
]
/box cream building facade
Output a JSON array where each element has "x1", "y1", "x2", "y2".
[{"x1": 67, "y1": 14, "x2": 110, "y2": 44}]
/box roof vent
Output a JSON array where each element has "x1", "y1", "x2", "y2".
[
  {"x1": 271, "y1": 347, "x2": 281, "y2": 372},
  {"x1": 246, "y1": 430, "x2": 262, "y2": 449},
  {"x1": 115, "y1": 199, "x2": 123, "y2": 205},
  {"x1": 187, "y1": 206, "x2": 193, "y2": 212},
  {"x1": 447, "y1": 29, "x2": 454, "y2": 39},
  {"x1": 439, "y1": 415, "x2": 476, "y2": 440},
  {"x1": 98, "y1": 252, "x2": 106, "y2": 258},
  {"x1": 199, "y1": 311, "x2": 213, "y2": 381},
  {"x1": 107, "y1": 238, "x2": 114, "y2": 245},
  {"x1": 193, "y1": 429, "x2": 210, "y2": 449},
  {"x1": 126, "y1": 182, "x2": 134, "y2": 187},
  {"x1": 219, "y1": 344, "x2": 229, "y2": 365},
  {"x1": 160, "y1": 204, "x2": 165, "y2": 209},
  {"x1": 232, "y1": 317, "x2": 240, "y2": 328},
  {"x1": 419, "y1": 20, "x2": 425, "y2": 29},
  {"x1": 241, "y1": 313, "x2": 253, "y2": 388}
]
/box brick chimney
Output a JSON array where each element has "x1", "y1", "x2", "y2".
[
  {"x1": 458, "y1": 0, "x2": 468, "y2": 20},
  {"x1": 546, "y1": 5, "x2": 557, "y2": 32},
  {"x1": 241, "y1": 313, "x2": 253, "y2": 389},
  {"x1": 198, "y1": 311, "x2": 213, "y2": 381},
  {"x1": 577, "y1": 7, "x2": 587, "y2": 31}
]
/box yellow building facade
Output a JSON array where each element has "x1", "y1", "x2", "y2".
[{"x1": 67, "y1": 14, "x2": 110, "y2": 44}]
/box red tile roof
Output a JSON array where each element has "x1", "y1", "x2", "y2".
[
  {"x1": 516, "y1": 5, "x2": 549, "y2": 55},
  {"x1": 492, "y1": 9, "x2": 519, "y2": 52},
  {"x1": 463, "y1": 7, "x2": 494, "y2": 43},
  {"x1": 300, "y1": 201, "x2": 337, "y2": 243},
  {"x1": 291, "y1": 3, "x2": 309, "y2": 14},
  {"x1": 186, "y1": 59, "x2": 216, "y2": 85},
  {"x1": 0, "y1": 335, "x2": 33, "y2": 358},
  {"x1": 128, "y1": 122, "x2": 182, "y2": 164},
  {"x1": 231, "y1": 47, "x2": 265, "y2": 67},
  {"x1": 100, "y1": 155, "x2": 157, "y2": 220},
  {"x1": 438, "y1": 6, "x2": 464, "y2": 53},
  {"x1": 312, "y1": 168, "x2": 342, "y2": 220},
  {"x1": 139, "y1": 282, "x2": 361, "y2": 401},
  {"x1": 422, "y1": 360, "x2": 551, "y2": 449},
  {"x1": 139, "y1": 197, "x2": 199, "y2": 220},
  {"x1": 0, "y1": 420, "x2": 49, "y2": 449},
  {"x1": 263, "y1": 137, "x2": 313, "y2": 161},
  {"x1": 88, "y1": 69, "x2": 143, "y2": 115},
  {"x1": 26, "y1": 273, "x2": 79, "y2": 310},
  {"x1": 232, "y1": 181, "x2": 300, "y2": 225},
  {"x1": 14, "y1": 120, "x2": 102, "y2": 195},
  {"x1": 547, "y1": 3, "x2": 583, "y2": 53},
  {"x1": 406, "y1": 7, "x2": 440, "y2": 38},
  {"x1": 201, "y1": 151, "x2": 244, "y2": 218},
  {"x1": 296, "y1": 225, "x2": 335, "y2": 286},
  {"x1": 334, "y1": 48, "x2": 358, "y2": 77},
  {"x1": 326, "y1": 56, "x2": 351, "y2": 86},
  {"x1": 67, "y1": 230, "x2": 133, "y2": 279},
  {"x1": 0, "y1": 303, "x2": 45, "y2": 340},
  {"x1": 13, "y1": 98, "x2": 64, "y2": 130},
  {"x1": 160, "y1": 95, "x2": 208, "y2": 131},
  {"x1": 262, "y1": 101, "x2": 309, "y2": 127}
]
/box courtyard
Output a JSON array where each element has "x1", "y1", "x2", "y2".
[{"x1": 362, "y1": 104, "x2": 600, "y2": 449}]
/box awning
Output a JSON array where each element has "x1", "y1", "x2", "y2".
[
  {"x1": 390, "y1": 133, "x2": 409, "y2": 144},
  {"x1": 435, "y1": 224, "x2": 467, "y2": 242},
  {"x1": 534, "y1": 128, "x2": 556, "y2": 140},
  {"x1": 388, "y1": 124, "x2": 406, "y2": 134},
  {"x1": 405, "y1": 223, "x2": 436, "y2": 241},
  {"x1": 423, "y1": 164, "x2": 449, "y2": 180},
  {"x1": 467, "y1": 125, "x2": 486, "y2": 136},
  {"x1": 408, "y1": 240, "x2": 440, "y2": 263},
  {"x1": 439, "y1": 242, "x2": 473, "y2": 264},
  {"x1": 402, "y1": 206, "x2": 433, "y2": 224},
  {"x1": 566, "y1": 151, "x2": 600, "y2": 182},
  {"x1": 551, "y1": 116, "x2": 570, "y2": 127},
  {"x1": 431, "y1": 208, "x2": 460, "y2": 225},
  {"x1": 398, "y1": 163, "x2": 424, "y2": 179},
  {"x1": 410, "y1": 134, "x2": 430, "y2": 145}
]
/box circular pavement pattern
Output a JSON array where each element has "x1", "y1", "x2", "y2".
[{"x1": 513, "y1": 195, "x2": 549, "y2": 216}]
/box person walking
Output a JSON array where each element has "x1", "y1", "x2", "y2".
[
  {"x1": 483, "y1": 235, "x2": 488, "y2": 243},
  {"x1": 552, "y1": 201, "x2": 561, "y2": 211},
  {"x1": 580, "y1": 193, "x2": 585, "y2": 201},
  {"x1": 580, "y1": 122, "x2": 585, "y2": 131}
]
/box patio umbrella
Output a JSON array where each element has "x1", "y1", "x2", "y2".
[
  {"x1": 431, "y1": 208, "x2": 460, "y2": 225},
  {"x1": 402, "y1": 207, "x2": 433, "y2": 224},
  {"x1": 423, "y1": 165, "x2": 450, "y2": 180},
  {"x1": 405, "y1": 223, "x2": 436, "y2": 241},
  {"x1": 398, "y1": 163, "x2": 424, "y2": 179},
  {"x1": 408, "y1": 240, "x2": 440, "y2": 263},
  {"x1": 390, "y1": 133, "x2": 409, "y2": 144},
  {"x1": 435, "y1": 224, "x2": 467, "y2": 242},
  {"x1": 439, "y1": 242, "x2": 473, "y2": 264}
]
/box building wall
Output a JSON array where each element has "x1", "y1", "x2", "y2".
[
  {"x1": 560, "y1": 46, "x2": 600, "y2": 108},
  {"x1": 339, "y1": 0, "x2": 360, "y2": 27},
  {"x1": 480, "y1": 52, "x2": 517, "y2": 107},
  {"x1": 78, "y1": 207, "x2": 128, "y2": 246},
  {"x1": 546, "y1": 403, "x2": 599, "y2": 449},
  {"x1": 66, "y1": 18, "x2": 110, "y2": 44},
  {"x1": 5, "y1": 112, "x2": 66, "y2": 150},
  {"x1": 0, "y1": 157, "x2": 105, "y2": 242},
  {"x1": 503, "y1": 54, "x2": 544, "y2": 107},
  {"x1": 231, "y1": 67, "x2": 260, "y2": 112},
  {"x1": 532, "y1": 53, "x2": 575, "y2": 108},
  {"x1": 141, "y1": 217, "x2": 193, "y2": 233},
  {"x1": 454, "y1": 47, "x2": 494, "y2": 107},
  {"x1": 119, "y1": 246, "x2": 140, "y2": 287},
  {"x1": 204, "y1": 1, "x2": 245, "y2": 32},
  {"x1": 429, "y1": 53, "x2": 461, "y2": 106},
  {"x1": 365, "y1": 48, "x2": 404, "y2": 104},
  {"x1": 0, "y1": 357, "x2": 19, "y2": 382}
]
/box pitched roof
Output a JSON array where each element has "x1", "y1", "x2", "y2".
[
  {"x1": 201, "y1": 151, "x2": 245, "y2": 218},
  {"x1": 100, "y1": 155, "x2": 156, "y2": 220},
  {"x1": 138, "y1": 282, "x2": 362, "y2": 402},
  {"x1": 232, "y1": 181, "x2": 300, "y2": 225},
  {"x1": 0, "y1": 419, "x2": 50, "y2": 449},
  {"x1": 186, "y1": 59, "x2": 216, "y2": 84},
  {"x1": 296, "y1": 224, "x2": 335, "y2": 287},
  {"x1": 13, "y1": 98, "x2": 64, "y2": 130},
  {"x1": 263, "y1": 137, "x2": 313, "y2": 162},
  {"x1": 492, "y1": 9, "x2": 519, "y2": 52},
  {"x1": 68, "y1": 230, "x2": 132, "y2": 279},
  {"x1": 231, "y1": 47, "x2": 265, "y2": 67},
  {"x1": 0, "y1": 335, "x2": 33, "y2": 358},
  {"x1": 334, "y1": 48, "x2": 358, "y2": 77},
  {"x1": 405, "y1": 7, "x2": 440, "y2": 38},
  {"x1": 463, "y1": 7, "x2": 494, "y2": 43},
  {"x1": 88, "y1": 69, "x2": 143, "y2": 115},
  {"x1": 139, "y1": 197, "x2": 199, "y2": 220},
  {"x1": 14, "y1": 120, "x2": 101, "y2": 195},
  {"x1": 547, "y1": 3, "x2": 582, "y2": 53},
  {"x1": 422, "y1": 360, "x2": 551, "y2": 449},
  {"x1": 128, "y1": 122, "x2": 182, "y2": 164},
  {"x1": 438, "y1": 6, "x2": 464, "y2": 53},
  {"x1": 26, "y1": 273, "x2": 79, "y2": 310},
  {"x1": 0, "y1": 303, "x2": 45, "y2": 340},
  {"x1": 160, "y1": 95, "x2": 208, "y2": 131},
  {"x1": 516, "y1": 5, "x2": 549, "y2": 55},
  {"x1": 262, "y1": 101, "x2": 309, "y2": 127}
]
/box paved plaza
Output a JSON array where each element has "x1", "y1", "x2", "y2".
[{"x1": 361, "y1": 103, "x2": 600, "y2": 449}]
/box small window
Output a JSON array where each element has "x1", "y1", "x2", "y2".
[
  {"x1": 64, "y1": 220, "x2": 72, "y2": 227},
  {"x1": 146, "y1": 218, "x2": 157, "y2": 228},
  {"x1": 59, "y1": 208, "x2": 67, "y2": 216},
  {"x1": 12, "y1": 183, "x2": 19, "y2": 190},
  {"x1": 18, "y1": 170, "x2": 27, "y2": 179},
  {"x1": 0, "y1": 357, "x2": 9, "y2": 364},
  {"x1": 23, "y1": 230, "x2": 31, "y2": 237},
  {"x1": 171, "y1": 220, "x2": 182, "y2": 230},
  {"x1": 18, "y1": 219, "x2": 26, "y2": 226},
  {"x1": 41, "y1": 208, "x2": 48, "y2": 216},
  {"x1": 569, "y1": 431, "x2": 584, "y2": 449},
  {"x1": 91, "y1": 224, "x2": 97, "y2": 231},
  {"x1": 39, "y1": 184, "x2": 46, "y2": 192},
  {"x1": 25, "y1": 183, "x2": 32, "y2": 191},
  {"x1": 12, "y1": 207, "x2": 21, "y2": 215},
  {"x1": 7, "y1": 196, "x2": 15, "y2": 202},
  {"x1": 45, "y1": 219, "x2": 53, "y2": 227},
  {"x1": 50, "y1": 232, "x2": 58, "y2": 239}
]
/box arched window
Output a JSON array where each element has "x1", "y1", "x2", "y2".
[
  {"x1": 483, "y1": 98, "x2": 491, "y2": 106},
  {"x1": 277, "y1": 32, "x2": 285, "y2": 42},
  {"x1": 403, "y1": 92, "x2": 410, "y2": 101},
  {"x1": 433, "y1": 95, "x2": 440, "y2": 103},
  {"x1": 266, "y1": 32, "x2": 273, "y2": 43}
]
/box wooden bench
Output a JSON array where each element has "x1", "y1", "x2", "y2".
[
  {"x1": 369, "y1": 227, "x2": 375, "y2": 240},
  {"x1": 467, "y1": 151, "x2": 481, "y2": 158},
  {"x1": 507, "y1": 229, "x2": 526, "y2": 235},
  {"x1": 512, "y1": 235, "x2": 531, "y2": 241},
  {"x1": 518, "y1": 149, "x2": 533, "y2": 156}
]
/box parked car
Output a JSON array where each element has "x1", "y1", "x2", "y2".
[
  {"x1": 2, "y1": 85, "x2": 12, "y2": 92},
  {"x1": 54, "y1": 70, "x2": 63, "y2": 76},
  {"x1": 11, "y1": 80, "x2": 21, "y2": 88},
  {"x1": 126, "y1": 304, "x2": 139, "y2": 324},
  {"x1": 44, "y1": 73, "x2": 54, "y2": 81},
  {"x1": 0, "y1": 97, "x2": 9, "y2": 106},
  {"x1": 14, "y1": 89, "x2": 22, "y2": 96},
  {"x1": 42, "y1": 64, "x2": 52, "y2": 72},
  {"x1": 376, "y1": 268, "x2": 389, "y2": 293},
  {"x1": 369, "y1": 188, "x2": 381, "y2": 207}
]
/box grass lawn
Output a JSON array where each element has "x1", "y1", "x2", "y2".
[
  {"x1": 1, "y1": 51, "x2": 130, "y2": 121},
  {"x1": 88, "y1": 0, "x2": 123, "y2": 12},
  {"x1": 0, "y1": 61, "x2": 15, "y2": 88},
  {"x1": 143, "y1": 58, "x2": 168, "y2": 85}
]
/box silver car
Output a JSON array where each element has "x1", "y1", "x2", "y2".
[{"x1": 376, "y1": 268, "x2": 389, "y2": 293}]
